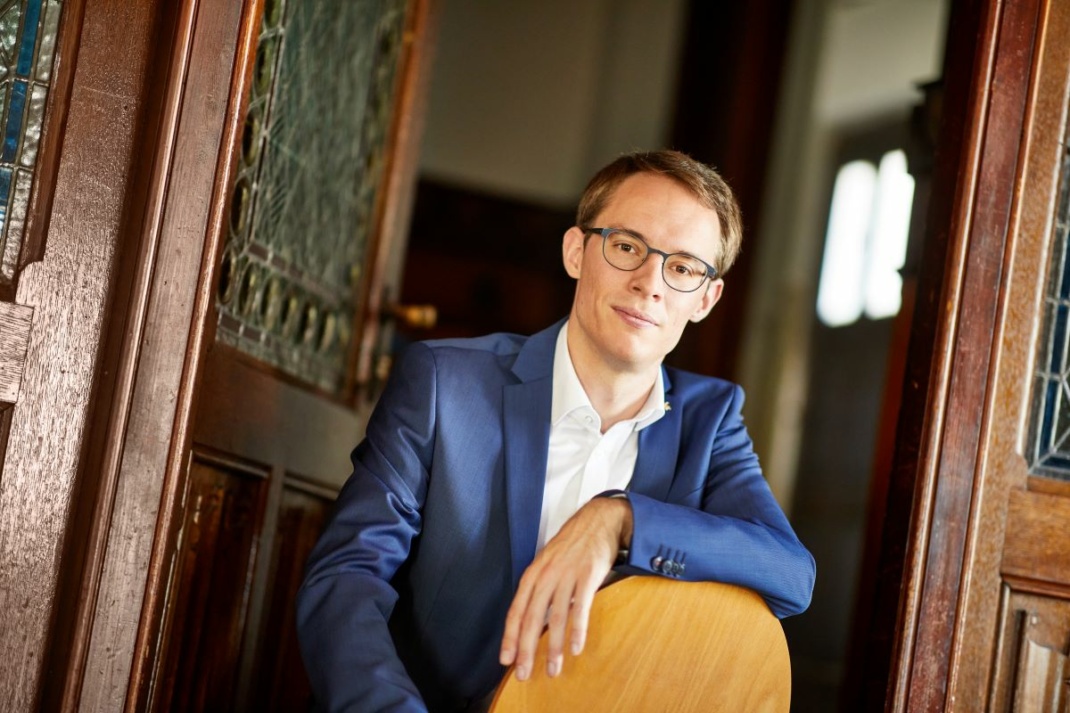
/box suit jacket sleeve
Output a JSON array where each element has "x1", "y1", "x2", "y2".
[
  {"x1": 619, "y1": 384, "x2": 816, "y2": 618},
  {"x1": 296, "y1": 343, "x2": 437, "y2": 713}
]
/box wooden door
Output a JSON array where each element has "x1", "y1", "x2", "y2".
[
  {"x1": 0, "y1": 0, "x2": 437, "y2": 710},
  {"x1": 861, "y1": 0, "x2": 1070, "y2": 709},
  {"x1": 133, "y1": 1, "x2": 438, "y2": 711}
]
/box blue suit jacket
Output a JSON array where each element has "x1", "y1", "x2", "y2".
[{"x1": 297, "y1": 322, "x2": 815, "y2": 712}]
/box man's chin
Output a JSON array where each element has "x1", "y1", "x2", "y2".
[{"x1": 602, "y1": 344, "x2": 665, "y2": 375}]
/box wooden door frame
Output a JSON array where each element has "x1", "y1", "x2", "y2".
[{"x1": 857, "y1": 0, "x2": 1058, "y2": 709}]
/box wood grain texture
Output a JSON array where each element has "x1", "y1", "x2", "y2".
[
  {"x1": 0, "y1": 1, "x2": 159, "y2": 710},
  {"x1": 941, "y1": 0, "x2": 1070, "y2": 707},
  {"x1": 1003, "y1": 489, "x2": 1070, "y2": 588},
  {"x1": 150, "y1": 458, "x2": 268, "y2": 711},
  {"x1": 490, "y1": 577, "x2": 791, "y2": 713},
  {"x1": 193, "y1": 345, "x2": 360, "y2": 488},
  {"x1": 0, "y1": 302, "x2": 33, "y2": 404},
  {"x1": 989, "y1": 590, "x2": 1070, "y2": 711},
  {"x1": 882, "y1": 0, "x2": 1044, "y2": 710},
  {"x1": 73, "y1": 0, "x2": 246, "y2": 709},
  {"x1": 243, "y1": 483, "x2": 330, "y2": 712},
  {"x1": 885, "y1": 0, "x2": 1070, "y2": 710}
]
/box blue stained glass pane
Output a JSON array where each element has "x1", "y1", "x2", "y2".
[
  {"x1": 15, "y1": 0, "x2": 39, "y2": 76},
  {"x1": 0, "y1": 165, "x2": 12, "y2": 203},
  {"x1": 1041, "y1": 379, "x2": 1059, "y2": 452},
  {"x1": 2, "y1": 77, "x2": 25, "y2": 161},
  {"x1": 0, "y1": 165, "x2": 12, "y2": 228},
  {"x1": 0, "y1": 0, "x2": 62, "y2": 285},
  {"x1": 1040, "y1": 452, "x2": 1070, "y2": 470},
  {"x1": 1054, "y1": 304, "x2": 1068, "y2": 373},
  {"x1": 1061, "y1": 226, "x2": 1070, "y2": 300},
  {"x1": 1061, "y1": 150, "x2": 1070, "y2": 225}
]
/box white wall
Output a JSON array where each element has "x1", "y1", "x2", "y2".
[
  {"x1": 817, "y1": 0, "x2": 949, "y2": 126},
  {"x1": 419, "y1": 0, "x2": 686, "y2": 206}
]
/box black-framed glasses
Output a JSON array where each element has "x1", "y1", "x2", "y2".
[{"x1": 581, "y1": 227, "x2": 718, "y2": 293}]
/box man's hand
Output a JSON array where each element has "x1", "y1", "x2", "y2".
[{"x1": 499, "y1": 496, "x2": 633, "y2": 681}]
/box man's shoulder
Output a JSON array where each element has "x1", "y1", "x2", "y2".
[
  {"x1": 664, "y1": 366, "x2": 744, "y2": 404},
  {"x1": 419, "y1": 331, "x2": 529, "y2": 359},
  {"x1": 401, "y1": 331, "x2": 532, "y2": 378}
]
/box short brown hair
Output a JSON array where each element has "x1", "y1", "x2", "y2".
[{"x1": 576, "y1": 150, "x2": 743, "y2": 275}]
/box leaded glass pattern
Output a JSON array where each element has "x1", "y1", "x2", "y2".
[
  {"x1": 1030, "y1": 135, "x2": 1070, "y2": 480},
  {"x1": 216, "y1": 0, "x2": 408, "y2": 392},
  {"x1": 0, "y1": 0, "x2": 62, "y2": 285}
]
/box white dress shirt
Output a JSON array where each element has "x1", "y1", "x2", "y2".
[{"x1": 536, "y1": 322, "x2": 666, "y2": 551}]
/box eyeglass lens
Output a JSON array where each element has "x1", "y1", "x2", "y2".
[{"x1": 601, "y1": 230, "x2": 707, "y2": 292}]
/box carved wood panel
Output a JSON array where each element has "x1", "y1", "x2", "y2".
[
  {"x1": 991, "y1": 589, "x2": 1070, "y2": 712},
  {"x1": 245, "y1": 482, "x2": 330, "y2": 713},
  {"x1": 151, "y1": 456, "x2": 268, "y2": 712}
]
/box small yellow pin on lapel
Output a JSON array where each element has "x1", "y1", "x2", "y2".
[{"x1": 664, "y1": 401, "x2": 672, "y2": 411}]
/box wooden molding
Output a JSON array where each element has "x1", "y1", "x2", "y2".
[
  {"x1": 884, "y1": 0, "x2": 1045, "y2": 710},
  {"x1": 0, "y1": 302, "x2": 33, "y2": 404}
]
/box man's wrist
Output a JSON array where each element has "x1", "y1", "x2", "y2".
[{"x1": 595, "y1": 489, "x2": 633, "y2": 550}]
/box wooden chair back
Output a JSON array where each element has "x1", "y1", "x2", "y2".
[{"x1": 490, "y1": 576, "x2": 791, "y2": 712}]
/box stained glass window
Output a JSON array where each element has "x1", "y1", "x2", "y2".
[
  {"x1": 0, "y1": 0, "x2": 62, "y2": 284},
  {"x1": 216, "y1": 0, "x2": 409, "y2": 393},
  {"x1": 1030, "y1": 138, "x2": 1070, "y2": 480}
]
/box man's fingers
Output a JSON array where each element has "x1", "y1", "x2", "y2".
[
  {"x1": 501, "y1": 499, "x2": 626, "y2": 681},
  {"x1": 500, "y1": 569, "x2": 538, "y2": 667},
  {"x1": 569, "y1": 575, "x2": 600, "y2": 656},
  {"x1": 513, "y1": 579, "x2": 554, "y2": 680},
  {"x1": 545, "y1": 584, "x2": 574, "y2": 677}
]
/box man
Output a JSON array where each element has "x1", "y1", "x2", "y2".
[{"x1": 297, "y1": 150, "x2": 815, "y2": 712}]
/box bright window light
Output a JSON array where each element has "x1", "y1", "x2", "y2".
[
  {"x1": 865, "y1": 150, "x2": 914, "y2": 319},
  {"x1": 816, "y1": 149, "x2": 915, "y2": 327},
  {"x1": 816, "y1": 160, "x2": 876, "y2": 327}
]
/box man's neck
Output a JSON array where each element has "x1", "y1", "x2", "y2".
[{"x1": 565, "y1": 326, "x2": 659, "y2": 432}]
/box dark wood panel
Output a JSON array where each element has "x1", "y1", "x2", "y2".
[
  {"x1": 152, "y1": 458, "x2": 268, "y2": 712},
  {"x1": 193, "y1": 344, "x2": 361, "y2": 488},
  {"x1": 246, "y1": 482, "x2": 331, "y2": 713}
]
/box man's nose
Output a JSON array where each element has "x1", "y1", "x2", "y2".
[{"x1": 629, "y1": 256, "x2": 664, "y2": 297}]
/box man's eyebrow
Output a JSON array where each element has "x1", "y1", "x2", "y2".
[
  {"x1": 605, "y1": 224, "x2": 648, "y2": 241},
  {"x1": 610, "y1": 225, "x2": 710, "y2": 260}
]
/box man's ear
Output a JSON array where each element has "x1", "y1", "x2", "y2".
[
  {"x1": 689, "y1": 278, "x2": 724, "y2": 323},
  {"x1": 562, "y1": 226, "x2": 587, "y2": 279}
]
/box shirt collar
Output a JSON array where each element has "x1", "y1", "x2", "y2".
[{"x1": 550, "y1": 321, "x2": 666, "y2": 431}]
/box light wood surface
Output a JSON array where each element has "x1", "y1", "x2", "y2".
[
  {"x1": 0, "y1": 301, "x2": 32, "y2": 404},
  {"x1": 491, "y1": 576, "x2": 790, "y2": 713}
]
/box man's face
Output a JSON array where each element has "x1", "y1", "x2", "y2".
[{"x1": 562, "y1": 172, "x2": 724, "y2": 377}]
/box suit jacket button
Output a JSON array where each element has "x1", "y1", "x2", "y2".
[{"x1": 651, "y1": 556, "x2": 663, "y2": 572}]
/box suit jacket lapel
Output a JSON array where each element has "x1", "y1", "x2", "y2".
[
  {"x1": 631, "y1": 367, "x2": 681, "y2": 503},
  {"x1": 502, "y1": 321, "x2": 560, "y2": 590}
]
